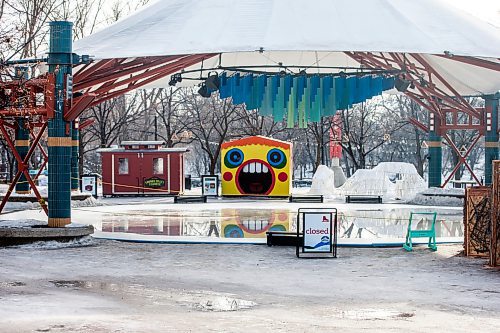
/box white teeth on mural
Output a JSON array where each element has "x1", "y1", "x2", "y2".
[
  {"x1": 243, "y1": 219, "x2": 269, "y2": 231},
  {"x1": 242, "y1": 162, "x2": 269, "y2": 173}
]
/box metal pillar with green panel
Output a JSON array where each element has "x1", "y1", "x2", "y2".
[
  {"x1": 484, "y1": 93, "x2": 499, "y2": 186},
  {"x1": 71, "y1": 119, "x2": 79, "y2": 192},
  {"x1": 427, "y1": 112, "x2": 442, "y2": 187},
  {"x1": 47, "y1": 21, "x2": 73, "y2": 227}
]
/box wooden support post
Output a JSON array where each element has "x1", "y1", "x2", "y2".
[{"x1": 490, "y1": 160, "x2": 500, "y2": 267}]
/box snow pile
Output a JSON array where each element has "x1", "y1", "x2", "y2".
[
  {"x1": 339, "y1": 162, "x2": 426, "y2": 201},
  {"x1": 0, "y1": 219, "x2": 46, "y2": 228},
  {"x1": 1, "y1": 196, "x2": 100, "y2": 212},
  {"x1": 12, "y1": 236, "x2": 96, "y2": 250},
  {"x1": 9, "y1": 186, "x2": 48, "y2": 197},
  {"x1": 37, "y1": 175, "x2": 48, "y2": 186},
  {"x1": 408, "y1": 187, "x2": 464, "y2": 207},
  {"x1": 372, "y1": 162, "x2": 420, "y2": 174},
  {"x1": 2, "y1": 201, "x2": 39, "y2": 211},
  {"x1": 308, "y1": 165, "x2": 335, "y2": 196},
  {"x1": 71, "y1": 196, "x2": 102, "y2": 208},
  {"x1": 339, "y1": 169, "x2": 394, "y2": 197}
]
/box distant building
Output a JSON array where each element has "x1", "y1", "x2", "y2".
[{"x1": 98, "y1": 141, "x2": 187, "y2": 196}]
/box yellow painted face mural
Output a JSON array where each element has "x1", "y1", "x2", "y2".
[
  {"x1": 221, "y1": 209, "x2": 291, "y2": 238},
  {"x1": 221, "y1": 136, "x2": 292, "y2": 196}
]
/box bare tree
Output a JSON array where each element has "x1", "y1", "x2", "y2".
[
  {"x1": 81, "y1": 93, "x2": 144, "y2": 150},
  {"x1": 180, "y1": 90, "x2": 242, "y2": 174},
  {"x1": 339, "y1": 100, "x2": 407, "y2": 171},
  {"x1": 149, "y1": 87, "x2": 195, "y2": 147},
  {"x1": 236, "y1": 108, "x2": 287, "y2": 137},
  {"x1": 381, "y1": 95, "x2": 428, "y2": 176},
  {"x1": 2, "y1": 0, "x2": 62, "y2": 59}
]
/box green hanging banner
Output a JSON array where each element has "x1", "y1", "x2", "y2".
[{"x1": 287, "y1": 77, "x2": 297, "y2": 128}]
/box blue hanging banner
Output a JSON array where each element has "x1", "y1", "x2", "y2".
[
  {"x1": 242, "y1": 74, "x2": 253, "y2": 106},
  {"x1": 346, "y1": 76, "x2": 356, "y2": 108},
  {"x1": 230, "y1": 73, "x2": 242, "y2": 104},
  {"x1": 322, "y1": 76, "x2": 336, "y2": 117},
  {"x1": 253, "y1": 75, "x2": 266, "y2": 110},
  {"x1": 287, "y1": 77, "x2": 297, "y2": 128},
  {"x1": 371, "y1": 75, "x2": 383, "y2": 96},
  {"x1": 295, "y1": 75, "x2": 306, "y2": 110},
  {"x1": 335, "y1": 76, "x2": 346, "y2": 110},
  {"x1": 259, "y1": 76, "x2": 273, "y2": 116},
  {"x1": 273, "y1": 76, "x2": 286, "y2": 122},
  {"x1": 219, "y1": 72, "x2": 230, "y2": 99},
  {"x1": 382, "y1": 76, "x2": 395, "y2": 91},
  {"x1": 310, "y1": 76, "x2": 321, "y2": 122}
]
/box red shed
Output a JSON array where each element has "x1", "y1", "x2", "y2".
[{"x1": 98, "y1": 141, "x2": 187, "y2": 196}]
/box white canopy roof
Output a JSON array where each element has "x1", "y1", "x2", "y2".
[{"x1": 73, "y1": 0, "x2": 500, "y2": 95}]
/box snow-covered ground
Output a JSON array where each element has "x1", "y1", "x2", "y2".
[{"x1": 0, "y1": 242, "x2": 498, "y2": 332}]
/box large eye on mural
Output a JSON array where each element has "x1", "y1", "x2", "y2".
[
  {"x1": 224, "y1": 148, "x2": 244, "y2": 168},
  {"x1": 267, "y1": 149, "x2": 287, "y2": 169}
]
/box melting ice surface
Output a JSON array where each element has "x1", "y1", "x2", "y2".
[{"x1": 91, "y1": 206, "x2": 463, "y2": 246}]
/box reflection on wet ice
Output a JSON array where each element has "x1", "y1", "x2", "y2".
[{"x1": 98, "y1": 207, "x2": 463, "y2": 242}]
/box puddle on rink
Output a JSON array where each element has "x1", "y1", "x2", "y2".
[
  {"x1": 92, "y1": 207, "x2": 463, "y2": 244},
  {"x1": 49, "y1": 280, "x2": 256, "y2": 312},
  {"x1": 178, "y1": 292, "x2": 257, "y2": 312},
  {"x1": 332, "y1": 308, "x2": 415, "y2": 320}
]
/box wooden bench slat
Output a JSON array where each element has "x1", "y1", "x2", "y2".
[
  {"x1": 174, "y1": 195, "x2": 207, "y2": 203},
  {"x1": 289, "y1": 195, "x2": 324, "y2": 203},
  {"x1": 345, "y1": 195, "x2": 382, "y2": 203}
]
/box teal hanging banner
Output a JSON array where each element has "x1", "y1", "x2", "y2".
[
  {"x1": 214, "y1": 71, "x2": 394, "y2": 125},
  {"x1": 273, "y1": 76, "x2": 285, "y2": 122}
]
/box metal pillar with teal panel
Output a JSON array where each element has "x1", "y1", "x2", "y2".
[
  {"x1": 14, "y1": 67, "x2": 31, "y2": 194},
  {"x1": 427, "y1": 112, "x2": 442, "y2": 187},
  {"x1": 47, "y1": 21, "x2": 73, "y2": 227},
  {"x1": 484, "y1": 93, "x2": 499, "y2": 186},
  {"x1": 14, "y1": 117, "x2": 31, "y2": 194},
  {"x1": 71, "y1": 120, "x2": 79, "y2": 192}
]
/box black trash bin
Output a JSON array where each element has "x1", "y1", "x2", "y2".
[{"x1": 185, "y1": 174, "x2": 192, "y2": 190}]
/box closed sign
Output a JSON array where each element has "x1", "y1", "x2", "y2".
[{"x1": 303, "y1": 213, "x2": 331, "y2": 252}]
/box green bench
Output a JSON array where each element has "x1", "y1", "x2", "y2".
[{"x1": 403, "y1": 212, "x2": 437, "y2": 252}]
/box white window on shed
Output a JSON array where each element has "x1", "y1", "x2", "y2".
[
  {"x1": 153, "y1": 157, "x2": 164, "y2": 174},
  {"x1": 118, "y1": 158, "x2": 129, "y2": 175}
]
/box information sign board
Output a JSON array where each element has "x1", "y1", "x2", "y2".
[
  {"x1": 202, "y1": 175, "x2": 219, "y2": 197},
  {"x1": 81, "y1": 174, "x2": 98, "y2": 198}
]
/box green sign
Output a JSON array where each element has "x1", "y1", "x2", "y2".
[{"x1": 144, "y1": 177, "x2": 165, "y2": 189}]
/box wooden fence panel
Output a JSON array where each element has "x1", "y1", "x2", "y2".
[{"x1": 464, "y1": 186, "x2": 492, "y2": 257}]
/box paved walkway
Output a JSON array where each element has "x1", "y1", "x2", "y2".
[{"x1": 0, "y1": 241, "x2": 498, "y2": 332}]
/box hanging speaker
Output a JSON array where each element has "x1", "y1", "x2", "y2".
[
  {"x1": 395, "y1": 76, "x2": 411, "y2": 92},
  {"x1": 198, "y1": 84, "x2": 211, "y2": 98},
  {"x1": 205, "y1": 72, "x2": 220, "y2": 91}
]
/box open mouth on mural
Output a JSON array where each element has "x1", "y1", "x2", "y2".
[{"x1": 237, "y1": 160, "x2": 273, "y2": 194}]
